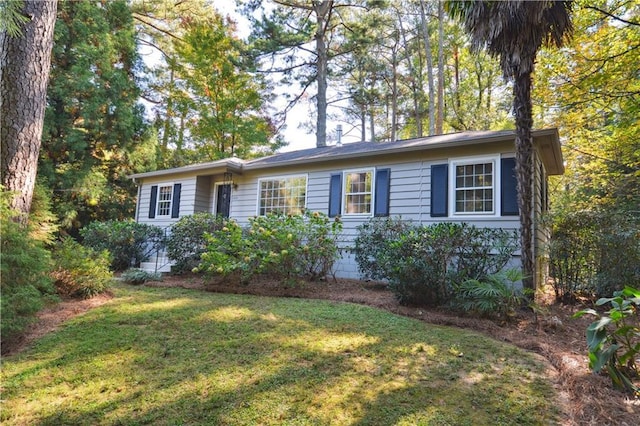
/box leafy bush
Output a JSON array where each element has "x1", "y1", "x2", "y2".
[
  {"x1": 353, "y1": 218, "x2": 520, "y2": 307},
  {"x1": 547, "y1": 210, "x2": 640, "y2": 302},
  {"x1": 166, "y1": 213, "x2": 226, "y2": 273},
  {"x1": 120, "y1": 268, "x2": 162, "y2": 285},
  {"x1": 198, "y1": 211, "x2": 342, "y2": 284},
  {"x1": 354, "y1": 216, "x2": 414, "y2": 281},
  {"x1": 51, "y1": 238, "x2": 113, "y2": 298},
  {"x1": 381, "y1": 223, "x2": 466, "y2": 306},
  {"x1": 574, "y1": 287, "x2": 640, "y2": 396},
  {"x1": 1, "y1": 189, "x2": 57, "y2": 346},
  {"x1": 81, "y1": 220, "x2": 165, "y2": 271},
  {"x1": 453, "y1": 269, "x2": 527, "y2": 320}
]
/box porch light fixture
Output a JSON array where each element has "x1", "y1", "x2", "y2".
[{"x1": 224, "y1": 171, "x2": 237, "y2": 189}]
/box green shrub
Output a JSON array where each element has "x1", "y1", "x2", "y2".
[
  {"x1": 81, "y1": 220, "x2": 165, "y2": 271},
  {"x1": 382, "y1": 223, "x2": 465, "y2": 306},
  {"x1": 1, "y1": 189, "x2": 57, "y2": 346},
  {"x1": 166, "y1": 213, "x2": 226, "y2": 273},
  {"x1": 51, "y1": 238, "x2": 113, "y2": 298},
  {"x1": 574, "y1": 287, "x2": 640, "y2": 396},
  {"x1": 354, "y1": 217, "x2": 414, "y2": 281},
  {"x1": 198, "y1": 211, "x2": 342, "y2": 284},
  {"x1": 353, "y1": 219, "x2": 519, "y2": 307},
  {"x1": 547, "y1": 210, "x2": 640, "y2": 302},
  {"x1": 453, "y1": 269, "x2": 527, "y2": 320},
  {"x1": 120, "y1": 268, "x2": 162, "y2": 285}
]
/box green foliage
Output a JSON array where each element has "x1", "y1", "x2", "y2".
[
  {"x1": 0, "y1": 189, "x2": 57, "y2": 346},
  {"x1": 454, "y1": 269, "x2": 527, "y2": 320},
  {"x1": 166, "y1": 213, "x2": 226, "y2": 273},
  {"x1": 40, "y1": 0, "x2": 146, "y2": 234},
  {"x1": 354, "y1": 216, "x2": 414, "y2": 281},
  {"x1": 574, "y1": 287, "x2": 640, "y2": 396},
  {"x1": 0, "y1": 0, "x2": 29, "y2": 37},
  {"x1": 120, "y1": 268, "x2": 162, "y2": 285},
  {"x1": 198, "y1": 211, "x2": 342, "y2": 284},
  {"x1": 80, "y1": 220, "x2": 165, "y2": 271},
  {"x1": 51, "y1": 238, "x2": 113, "y2": 298},
  {"x1": 535, "y1": 1, "x2": 639, "y2": 214},
  {"x1": 353, "y1": 218, "x2": 519, "y2": 306},
  {"x1": 546, "y1": 209, "x2": 640, "y2": 302}
]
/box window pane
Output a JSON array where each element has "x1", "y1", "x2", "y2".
[
  {"x1": 343, "y1": 170, "x2": 372, "y2": 214},
  {"x1": 258, "y1": 176, "x2": 307, "y2": 215},
  {"x1": 453, "y1": 161, "x2": 494, "y2": 213}
]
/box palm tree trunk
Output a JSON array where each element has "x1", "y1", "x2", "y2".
[{"x1": 513, "y1": 71, "x2": 535, "y2": 290}]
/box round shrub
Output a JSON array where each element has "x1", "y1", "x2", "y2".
[
  {"x1": 166, "y1": 213, "x2": 226, "y2": 273},
  {"x1": 120, "y1": 268, "x2": 162, "y2": 285},
  {"x1": 51, "y1": 238, "x2": 113, "y2": 298},
  {"x1": 81, "y1": 220, "x2": 165, "y2": 271}
]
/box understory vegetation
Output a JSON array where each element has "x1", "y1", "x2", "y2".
[
  {"x1": 196, "y1": 211, "x2": 342, "y2": 284},
  {"x1": 353, "y1": 217, "x2": 521, "y2": 314},
  {"x1": 1, "y1": 284, "x2": 559, "y2": 425},
  {"x1": 546, "y1": 209, "x2": 640, "y2": 302}
]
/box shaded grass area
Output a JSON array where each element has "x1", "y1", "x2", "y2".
[{"x1": 2, "y1": 284, "x2": 558, "y2": 425}]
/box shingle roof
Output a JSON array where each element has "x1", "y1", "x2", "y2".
[{"x1": 129, "y1": 128, "x2": 563, "y2": 180}]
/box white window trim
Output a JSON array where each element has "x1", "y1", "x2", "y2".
[
  {"x1": 256, "y1": 174, "x2": 308, "y2": 216},
  {"x1": 212, "y1": 180, "x2": 233, "y2": 214},
  {"x1": 156, "y1": 183, "x2": 174, "y2": 217},
  {"x1": 342, "y1": 168, "x2": 375, "y2": 217},
  {"x1": 449, "y1": 156, "x2": 501, "y2": 218}
]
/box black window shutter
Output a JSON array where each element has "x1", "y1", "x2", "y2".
[
  {"x1": 430, "y1": 164, "x2": 448, "y2": 217},
  {"x1": 328, "y1": 173, "x2": 342, "y2": 217},
  {"x1": 148, "y1": 185, "x2": 158, "y2": 219},
  {"x1": 501, "y1": 157, "x2": 519, "y2": 216},
  {"x1": 374, "y1": 168, "x2": 391, "y2": 217},
  {"x1": 171, "y1": 183, "x2": 182, "y2": 218}
]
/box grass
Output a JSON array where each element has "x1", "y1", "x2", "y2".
[{"x1": 1, "y1": 283, "x2": 559, "y2": 425}]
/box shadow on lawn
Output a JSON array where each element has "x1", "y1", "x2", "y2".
[{"x1": 5, "y1": 285, "x2": 557, "y2": 425}]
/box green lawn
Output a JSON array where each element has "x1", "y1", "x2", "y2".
[{"x1": 1, "y1": 283, "x2": 559, "y2": 425}]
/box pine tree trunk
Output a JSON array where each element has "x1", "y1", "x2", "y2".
[
  {"x1": 314, "y1": 1, "x2": 332, "y2": 148},
  {"x1": 419, "y1": 0, "x2": 435, "y2": 136},
  {"x1": 513, "y1": 71, "x2": 535, "y2": 291},
  {"x1": 436, "y1": 1, "x2": 445, "y2": 134},
  {"x1": 1, "y1": 0, "x2": 58, "y2": 219}
]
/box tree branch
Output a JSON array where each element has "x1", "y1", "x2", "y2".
[{"x1": 584, "y1": 5, "x2": 640, "y2": 26}]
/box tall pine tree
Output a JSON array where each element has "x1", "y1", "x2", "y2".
[{"x1": 39, "y1": 0, "x2": 146, "y2": 232}]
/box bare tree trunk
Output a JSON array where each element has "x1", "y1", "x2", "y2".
[
  {"x1": 419, "y1": 0, "x2": 435, "y2": 136},
  {"x1": 314, "y1": 1, "x2": 333, "y2": 148},
  {"x1": 513, "y1": 71, "x2": 535, "y2": 290},
  {"x1": 391, "y1": 50, "x2": 398, "y2": 141},
  {"x1": 396, "y1": 8, "x2": 422, "y2": 138},
  {"x1": 436, "y1": 1, "x2": 444, "y2": 134},
  {"x1": 1, "y1": 0, "x2": 58, "y2": 220}
]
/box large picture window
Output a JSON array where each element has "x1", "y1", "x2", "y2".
[
  {"x1": 258, "y1": 175, "x2": 307, "y2": 216},
  {"x1": 157, "y1": 185, "x2": 173, "y2": 216},
  {"x1": 343, "y1": 169, "x2": 373, "y2": 215},
  {"x1": 452, "y1": 159, "x2": 495, "y2": 214}
]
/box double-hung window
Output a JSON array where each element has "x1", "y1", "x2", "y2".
[
  {"x1": 452, "y1": 158, "x2": 496, "y2": 215},
  {"x1": 157, "y1": 185, "x2": 173, "y2": 216},
  {"x1": 258, "y1": 175, "x2": 307, "y2": 216},
  {"x1": 343, "y1": 169, "x2": 373, "y2": 215}
]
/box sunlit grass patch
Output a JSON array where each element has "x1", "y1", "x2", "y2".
[{"x1": 1, "y1": 283, "x2": 559, "y2": 425}]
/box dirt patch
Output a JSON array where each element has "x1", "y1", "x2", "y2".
[{"x1": 5, "y1": 275, "x2": 639, "y2": 425}]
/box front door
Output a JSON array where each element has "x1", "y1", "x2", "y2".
[{"x1": 215, "y1": 183, "x2": 231, "y2": 218}]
